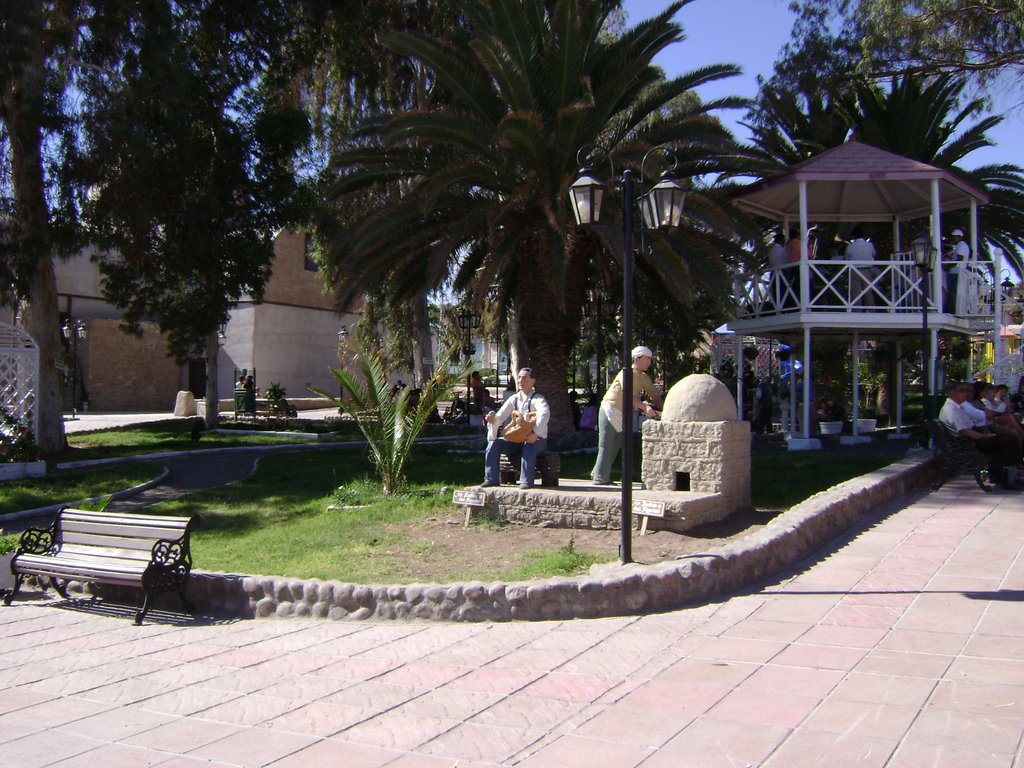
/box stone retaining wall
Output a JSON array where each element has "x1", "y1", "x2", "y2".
[{"x1": 56, "y1": 454, "x2": 936, "y2": 623}]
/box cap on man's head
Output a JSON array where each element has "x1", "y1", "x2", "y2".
[
  {"x1": 951, "y1": 228, "x2": 964, "y2": 237},
  {"x1": 631, "y1": 345, "x2": 653, "y2": 360}
]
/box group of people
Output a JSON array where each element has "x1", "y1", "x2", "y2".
[
  {"x1": 765, "y1": 226, "x2": 973, "y2": 313},
  {"x1": 479, "y1": 346, "x2": 663, "y2": 489},
  {"x1": 939, "y1": 378, "x2": 1024, "y2": 490}
]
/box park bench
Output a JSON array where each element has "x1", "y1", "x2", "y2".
[
  {"x1": 928, "y1": 420, "x2": 993, "y2": 493},
  {"x1": 3, "y1": 507, "x2": 200, "y2": 624},
  {"x1": 499, "y1": 452, "x2": 560, "y2": 487}
]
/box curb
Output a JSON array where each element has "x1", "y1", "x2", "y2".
[{"x1": 106, "y1": 451, "x2": 937, "y2": 623}]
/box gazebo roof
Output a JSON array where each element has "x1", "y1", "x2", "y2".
[{"x1": 734, "y1": 141, "x2": 990, "y2": 221}]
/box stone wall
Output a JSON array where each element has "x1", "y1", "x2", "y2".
[
  {"x1": 640, "y1": 420, "x2": 751, "y2": 507},
  {"x1": 83, "y1": 319, "x2": 182, "y2": 411},
  {"x1": 59, "y1": 453, "x2": 936, "y2": 623}
]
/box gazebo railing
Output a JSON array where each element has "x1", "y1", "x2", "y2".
[{"x1": 736, "y1": 255, "x2": 994, "y2": 319}]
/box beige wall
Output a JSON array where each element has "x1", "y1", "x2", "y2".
[
  {"x1": 261, "y1": 230, "x2": 337, "y2": 311},
  {"x1": 83, "y1": 319, "x2": 183, "y2": 411}
]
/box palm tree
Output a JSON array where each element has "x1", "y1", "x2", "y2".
[{"x1": 323, "y1": 0, "x2": 756, "y2": 435}]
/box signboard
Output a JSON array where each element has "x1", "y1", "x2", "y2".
[
  {"x1": 453, "y1": 489, "x2": 486, "y2": 507},
  {"x1": 632, "y1": 499, "x2": 666, "y2": 518}
]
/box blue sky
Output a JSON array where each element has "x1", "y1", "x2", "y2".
[{"x1": 621, "y1": 0, "x2": 1022, "y2": 171}]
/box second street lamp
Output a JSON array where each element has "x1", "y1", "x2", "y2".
[
  {"x1": 911, "y1": 234, "x2": 937, "y2": 426},
  {"x1": 458, "y1": 306, "x2": 480, "y2": 424},
  {"x1": 569, "y1": 148, "x2": 686, "y2": 564},
  {"x1": 62, "y1": 319, "x2": 87, "y2": 419}
]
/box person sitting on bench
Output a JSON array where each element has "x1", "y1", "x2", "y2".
[
  {"x1": 939, "y1": 381, "x2": 1023, "y2": 490},
  {"x1": 481, "y1": 367, "x2": 550, "y2": 489}
]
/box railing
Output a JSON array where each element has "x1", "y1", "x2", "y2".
[{"x1": 736, "y1": 253, "x2": 995, "y2": 320}]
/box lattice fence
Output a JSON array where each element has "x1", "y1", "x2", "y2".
[{"x1": 0, "y1": 323, "x2": 39, "y2": 439}]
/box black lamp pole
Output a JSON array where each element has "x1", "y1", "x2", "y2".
[
  {"x1": 569, "y1": 147, "x2": 686, "y2": 564},
  {"x1": 62, "y1": 319, "x2": 87, "y2": 419},
  {"x1": 912, "y1": 235, "x2": 935, "y2": 424}
]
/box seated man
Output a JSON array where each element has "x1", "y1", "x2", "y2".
[
  {"x1": 481, "y1": 367, "x2": 550, "y2": 489},
  {"x1": 939, "y1": 382, "x2": 1022, "y2": 489}
]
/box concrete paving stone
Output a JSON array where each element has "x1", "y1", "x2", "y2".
[
  {"x1": 928, "y1": 679, "x2": 1024, "y2": 717},
  {"x1": 513, "y1": 733, "x2": 654, "y2": 768},
  {"x1": 704, "y1": 686, "x2": 821, "y2": 730},
  {"x1": 332, "y1": 712, "x2": 459, "y2": 751},
  {"x1": 418, "y1": 720, "x2": 548, "y2": 764},
  {"x1": 651, "y1": 656, "x2": 759, "y2": 688},
  {"x1": 828, "y1": 671, "x2": 938, "y2": 708},
  {"x1": 616, "y1": 679, "x2": 731, "y2": 718},
  {"x1": 2, "y1": 730, "x2": 105, "y2": 768},
  {"x1": 0, "y1": 719, "x2": 44, "y2": 745},
  {"x1": 762, "y1": 729, "x2": 897, "y2": 768},
  {"x1": 188, "y1": 727, "x2": 317, "y2": 768},
  {"x1": 962, "y1": 632, "x2": 1024, "y2": 661},
  {"x1": 719, "y1": 617, "x2": 812, "y2": 643},
  {"x1": 0, "y1": 694, "x2": 114, "y2": 728},
  {"x1": 821, "y1": 600, "x2": 908, "y2": 628},
  {"x1": 467, "y1": 692, "x2": 584, "y2": 732},
  {"x1": 885, "y1": 739, "x2": 1017, "y2": 768},
  {"x1": 193, "y1": 667, "x2": 282, "y2": 695},
  {"x1": 800, "y1": 698, "x2": 921, "y2": 740},
  {"x1": 877, "y1": 628, "x2": 970, "y2": 655},
  {"x1": 120, "y1": 717, "x2": 242, "y2": 753},
  {"x1": 799, "y1": 623, "x2": 890, "y2": 648},
  {"x1": 257, "y1": 700, "x2": 368, "y2": 738},
  {"x1": 446, "y1": 666, "x2": 544, "y2": 695},
  {"x1": 654, "y1": 716, "x2": 791, "y2": 767},
  {"x1": 685, "y1": 633, "x2": 788, "y2": 663},
  {"x1": 305, "y1": 656, "x2": 400, "y2": 681},
  {"x1": 55, "y1": 706, "x2": 177, "y2": 742},
  {"x1": 197, "y1": 692, "x2": 308, "y2": 726},
  {"x1": 906, "y1": 708, "x2": 1024, "y2": 755},
  {"x1": 263, "y1": 738, "x2": 401, "y2": 768},
  {"x1": 390, "y1": 687, "x2": 502, "y2": 721},
  {"x1": 741, "y1": 662, "x2": 845, "y2": 698},
  {"x1": 322, "y1": 680, "x2": 422, "y2": 711},
  {"x1": 571, "y1": 703, "x2": 693, "y2": 747},
  {"x1": 854, "y1": 649, "x2": 955, "y2": 679},
  {"x1": 945, "y1": 656, "x2": 1024, "y2": 686},
  {"x1": 772, "y1": 641, "x2": 869, "y2": 670},
  {"x1": 517, "y1": 671, "x2": 623, "y2": 702},
  {"x1": 0, "y1": 685, "x2": 57, "y2": 715},
  {"x1": 373, "y1": 660, "x2": 473, "y2": 689},
  {"x1": 138, "y1": 685, "x2": 243, "y2": 717},
  {"x1": 255, "y1": 672, "x2": 354, "y2": 702},
  {"x1": 46, "y1": 743, "x2": 168, "y2": 768}
]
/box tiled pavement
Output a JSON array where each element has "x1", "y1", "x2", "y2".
[{"x1": 2, "y1": 476, "x2": 1023, "y2": 767}]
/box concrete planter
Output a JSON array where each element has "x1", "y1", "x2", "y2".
[
  {"x1": 0, "y1": 461, "x2": 46, "y2": 481},
  {"x1": 856, "y1": 418, "x2": 877, "y2": 433},
  {"x1": 0, "y1": 552, "x2": 13, "y2": 591},
  {"x1": 819, "y1": 421, "x2": 843, "y2": 436}
]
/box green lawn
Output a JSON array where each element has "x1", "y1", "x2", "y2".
[{"x1": 0, "y1": 463, "x2": 161, "y2": 515}]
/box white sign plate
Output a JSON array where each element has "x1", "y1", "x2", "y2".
[
  {"x1": 453, "y1": 489, "x2": 486, "y2": 507},
  {"x1": 632, "y1": 499, "x2": 666, "y2": 518}
]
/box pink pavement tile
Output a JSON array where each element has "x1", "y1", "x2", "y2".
[
  {"x1": 22, "y1": 668, "x2": 122, "y2": 696},
  {"x1": 944, "y1": 656, "x2": 1024, "y2": 685},
  {"x1": 322, "y1": 681, "x2": 420, "y2": 711},
  {"x1": 519, "y1": 672, "x2": 622, "y2": 702},
  {"x1": 841, "y1": 591, "x2": 916, "y2": 609},
  {"x1": 654, "y1": 657, "x2": 759, "y2": 688},
  {"x1": 468, "y1": 693, "x2": 583, "y2": 731},
  {"x1": 188, "y1": 727, "x2": 317, "y2": 767},
  {"x1": 256, "y1": 672, "x2": 352, "y2": 702},
  {"x1": 878, "y1": 628, "x2": 968, "y2": 655},
  {"x1": 907, "y1": 708, "x2": 1024, "y2": 754},
  {"x1": 616, "y1": 679, "x2": 731, "y2": 718},
  {"x1": 138, "y1": 685, "x2": 243, "y2": 717},
  {"x1": 196, "y1": 692, "x2": 304, "y2": 726},
  {"x1": 721, "y1": 618, "x2": 812, "y2": 643},
  {"x1": 749, "y1": 596, "x2": 842, "y2": 625},
  {"x1": 963, "y1": 632, "x2": 1024, "y2": 661},
  {"x1": 798, "y1": 623, "x2": 889, "y2": 649},
  {"x1": 143, "y1": 758, "x2": 236, "y2": 768},
  {"x1": 854, "y1": 649, "x2": 954, "y2": 678},
  {"x1": 572, "y1": 703, "x2": 691, "y2": 747},
  {"x1": 332, "y1": 712, "x2": 459, "y2": 751},
  {"x1": 200, "y1": 647, "x2": 283, "y2": 668},
  {"x1": 821, "y1": 601, "x2": 906, "y2": 628},
  {"x1": 655, "y1": 717, "x2": 790, "y2": 767},
  {"x1": 265, "y1": 739, "x2": 402, "y2": 768},
  {"x1": 391, "y1": 687, "x2": 501, "y2": 721},
  {"x1": 418, "y1": 720, "x2": 547, "y2": 763},
  {"x1": 374, "y1": 660, "x2": 472, "y2": 689},
  {"x1": 895, "y1": 605, "x2": 986, "y2": 634},
  {"x1": 885, "y1": 739, "x2": 1017, "y2": 768},
  {"x1": 307, "y1": 656, "x2": 399, "y2": 681},
  {"x1": 121, "y1": 717, "x2": 242, "y2": 753},
  {"x1": 46, "y1": 742, "x2": 168, "y2": 768},
  {"x1": 514, "y1": 733, "x2": 654, "y2": 768},
  {"x1": 829, "y1": 671, "x2": 938, "y2": 707},
  {"x1": 704, "y1": 687, "x2": 820, "y2": 729},
  {"x1": 0, "y1": 719, "x2": 42, "y2": 745},
  {"x1": 772, "y1": 642, "x2": 868, "y2": 670},
  {"x1": 928, "y1": 679, "x2": 1024, "y2": 718},
  {"x1": 800, "y1": 698, "x2": 920, "y2": 740},
  {"x1": 741, "y1": 663, "x2": 845, "y2": 698},
  {"x1": 0, "y1": 694, "x2": 114, "y2": 728},
  {"x1": 446, "y1": 666, "x2": 543, "y2": 694},
  {"x1": 0, "y1": 686, "x2": 56, "y2": 716},
  {"x1": 687, "y1": 634, "x2": 788, "y2": 664},
  {"x1": 55, "y1": 706, "x2": 177, "y2": 741},
  {"x1": 1, "y1": 730, "x2": 105, "y2": 768},
  {"x1": 259, "y1": 700, "x2": 367, "y2": 737},
  {"x1": 763, "y1": 729, "x2": 897, "y2": 768}
]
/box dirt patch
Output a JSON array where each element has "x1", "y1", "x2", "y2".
[{"x1": 387, "y1": 507, "x2": 783, "y2": 582}]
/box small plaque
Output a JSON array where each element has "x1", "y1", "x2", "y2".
[
  {"x1": 632, "y1": 499, "x2": 666, "y2": 518},
  {"x1": 453, "y1": 489, "x2": 486, "y2": 507}
]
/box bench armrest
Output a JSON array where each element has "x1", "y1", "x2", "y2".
[
  {"x1": 17, "y1": 524, "x2": 57, "y2": 556},
  {"x1": 150, "y1": 535, "x2": 192, "y2": 569}
]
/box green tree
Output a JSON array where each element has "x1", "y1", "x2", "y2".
[
  {"x1": 323, "y1": 0, "x2": 755, "y2": 436},
  {"x1": 74, "y1": 0, "x2": 309, "y2": 427}
]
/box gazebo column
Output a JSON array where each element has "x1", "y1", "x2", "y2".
[
  {"x1": 788, "y1": 325, "x2": 821, "y2": 451},
  {"x1": 736, "y1": 338, "x2": 745, "y2": 422},
  {"x1": 843, "y1": 333, "x2": 871, "y2": 445},
  {"x1": 798, "y1": 182, "x2": 809, "y2": 310},
  {"x1": 895, "y1": 342, "x2": 904, "y2": 433}
]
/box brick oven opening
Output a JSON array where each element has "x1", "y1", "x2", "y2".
[{"x1": 675, "y1": 471, "x2": 690, "y2": 491}]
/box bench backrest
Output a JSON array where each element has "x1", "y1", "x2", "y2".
[{"x1": 55, "y1": 508, "x2": 197, "y2": 564}]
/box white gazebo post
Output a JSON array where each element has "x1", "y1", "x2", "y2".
[
  {"x1": 993, "y1": 248, "x2": 1004, "y2": 380},
  {"x1": 798, "y1": 182, "x2": 809, "y2": 310}
]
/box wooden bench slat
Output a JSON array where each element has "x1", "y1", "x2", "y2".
[
  {"x1": 61, "y1": 530, "x2": 172, "y2": 551},
  {"x1": 61, "y1": 519, "x2": 190, "y2": 540},
  {"x1": 61, "y1": 509, "x2": 194, "y2": 527},
  {"x1": 58, "y1": 542, "x2": 155, "y2": 560}
]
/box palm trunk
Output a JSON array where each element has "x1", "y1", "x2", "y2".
[{"x1": 410, "y1": 290, "x2": 433, "y2": 386}]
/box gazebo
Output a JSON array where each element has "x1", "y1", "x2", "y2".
[
  {"x1": 728, "y1": 140, "x2": 1000, "y2": 448},
  {"x1": 0, "y1": 322, "x2": 40, "y2": 442}
]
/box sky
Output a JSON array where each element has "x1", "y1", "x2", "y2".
[{"x1": 621, "y1": 0, "x2": 1023, "y2": 172}]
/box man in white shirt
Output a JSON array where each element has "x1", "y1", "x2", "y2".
[
  {"x1": 944, "y1": 228, "x2": 970, "y2": 312},
  {"x1": 481, "y1": 367, "x2": 550, "y2": 489},
  {"x1": 844, "y1": 227, "x2": 878, "y2": 307},
  {"x1": 939, "y1": 382, "x2": 1021, "y2": 488}
]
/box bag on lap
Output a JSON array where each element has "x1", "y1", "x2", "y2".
[{"x1": 502, "y1": 410, "x2": 536, "y2": 443}]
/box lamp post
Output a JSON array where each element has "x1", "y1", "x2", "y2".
[
  {"x1": 569, "y1": 148, "x2": 686, "y2": 564},
  {"x1": 458, "y1": 306, "x2": 480, "y2": 424},
  {"x1": 911, "y1": 234, "x2": 936, "y2": 424},
  {"x1": 62, "y1": 319, "x2": 87, "y2": 419}
]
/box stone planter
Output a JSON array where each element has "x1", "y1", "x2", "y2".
[
  {"x1": 856, "y1": 418, "x2": 877, "y2": 433},
  {"x1": 0, "y1": 552, "x2": 13, "y2": 591},
  {"x1": 0, "y1": 461, "x2": 46, "y2": 481},
  {"x1": 819, "y1": 421, "x2": 843, "y2": 436}
]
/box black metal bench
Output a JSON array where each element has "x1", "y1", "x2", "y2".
[
  {"x1": 3, "y1": 508, "x2": 200, "y2": 624},
  {"x1": 928, "y1": 420, "x2": 993, "y2": 492},
  {"x1": 499, "y1": 452, "x2": 560, "y2": 487}
]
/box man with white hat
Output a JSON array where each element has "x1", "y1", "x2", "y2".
[
  {"x1": 944, "y1": 228, "x2": 970, "y2": 313},
  {"x1": 591, "y1": 345, "x2": 663, "y2": 485}
]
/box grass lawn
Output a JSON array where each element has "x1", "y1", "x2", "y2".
[{"x1": 0, "y1": 463, "x2": 161, "y2": 515}]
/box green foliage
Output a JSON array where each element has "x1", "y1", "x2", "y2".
[
  {"x1": 0, "y1": 533, "x2": 18, "y2": 556},
  {"x1": 505, "y1": 537, "x2": 604, "y2": 580},
  {"x1": 0, "y1": 464, "x2": 158, "y2": 515},
  {"x1": 264, "y1": 382, "x2": 289, "y2": 416},
  {"x1": 309, "y1": 347, "x2": 465, "y2": 495},
  {"x1": 0, "y1": 409, "x2": 40, "y2": 463}
]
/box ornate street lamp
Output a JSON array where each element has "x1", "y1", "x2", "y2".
[
  {"x1": 911, "y1": 234, "x2": 937, "y2": 424},
  {"x1": 457, "y1": 306, "x2": 481, "y2": 423},
  {"x1": 62, "y1": 319, "x2": 87, "y2": 419},
  {"x1": 568, "y1": 146, "x2": 686, "y2": 564}
]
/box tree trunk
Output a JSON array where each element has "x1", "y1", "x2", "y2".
[
  {"x1": 410, "y1": 290, "x2": 433, "y2": 386},
  {"x1": 3, "y1": 7, "x2": 65, "y2": 454},
  {"x1": 204, "y1": 331, "x2": 220, "y2": 429}
]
